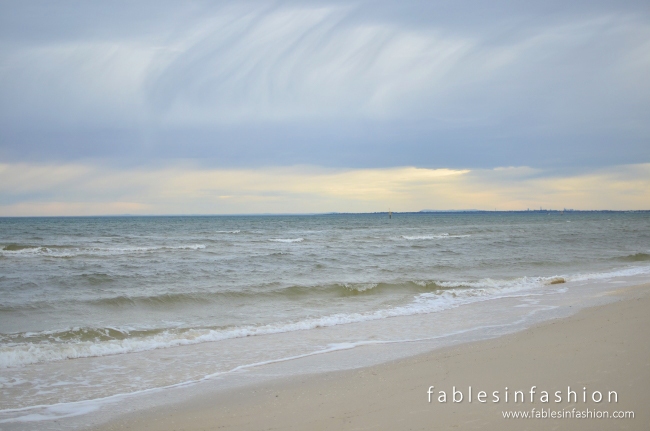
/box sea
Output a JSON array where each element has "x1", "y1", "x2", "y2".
[{"x1": 1, "y1": 212, "x2": 649, "y2": 429}]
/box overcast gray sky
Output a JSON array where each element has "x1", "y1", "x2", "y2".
[
  {"x1": 0, "y1": 1, "x2": 649, "y2": 214},
  {"x1": 2, "y1": 0, "x2": 649, "y2": 168}
]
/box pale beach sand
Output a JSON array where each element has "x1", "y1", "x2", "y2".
[{"x1": 93, "y1": 283, "x2": 650, "y2": 431}]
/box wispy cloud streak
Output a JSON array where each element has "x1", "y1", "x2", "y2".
[{"x1": 1, "y1": 1, "x2": 649, "y2": 168}]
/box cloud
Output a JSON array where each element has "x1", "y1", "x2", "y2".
[
  {"x1": 1, "y1": 4, "x2": 477, "y2": 125},
  {"x1": 144, "y1": 5, "x2": 476, "y2": 125},
  {"x1": 0, "y1": 162, "x2": 647, "y2": 216},
  {"x1": 1, "y1": 1, "x2": 649, "y2": 168}
]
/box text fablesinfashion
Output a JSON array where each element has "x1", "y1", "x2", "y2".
[{"x1": 427, "y1": 386, "x2": 618, "y2": 404}]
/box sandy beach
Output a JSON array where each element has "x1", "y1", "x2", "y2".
[
  {"x1": 91, "y1": 282, "x2": 650, "y2": 431},
  {"x1": 3, "y1": 0, "x2": 650, "y2": 428}
]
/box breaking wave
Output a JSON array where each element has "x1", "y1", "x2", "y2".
[
  {"x1": 0, "y1": 272, "x2": 597, "y2": 368},
  {"x1": 617, "y1": 252, "x2": 650, "y2": 262}
]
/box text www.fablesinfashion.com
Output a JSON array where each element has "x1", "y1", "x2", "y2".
[
  {"x1": 427, "y1": 386, "x2": 635, "y2": 421},
  {"x1": 502, "y1": 408, "x2": 634, "y2": 419}
]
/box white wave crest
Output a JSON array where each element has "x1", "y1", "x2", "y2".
[
  {"x1": 2, "y1": 265, "x2": 648, "y2": 368},
  {"x1": 269, "y1": 238, "x2": 304, "y2": 243},
  {"x1": 566, "y1": 265, "x2": 650, "y2": 281},
  {"x1": 401, "y1": 234, "x2": 470, "y2": 240},
  {"x1": 0, "y1": 244, "x2": 206, "y2": 258},
  {"x1": 0, "y1": 276, "x2": 550, "y2": 368},
  {"x1": 340, "y1": 282, "x2": 378, "y2": 292}
]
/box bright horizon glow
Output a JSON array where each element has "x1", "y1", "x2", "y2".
[{"x1": 0, "y1": 163, "x2": 648, "y2": 216}]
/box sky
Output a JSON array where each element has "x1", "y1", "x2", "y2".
[{"x1": 0, "y1": 0, "x2": 649, "y2": 215}]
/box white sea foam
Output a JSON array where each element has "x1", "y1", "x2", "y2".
[
  {"x1": 0, "y1": 306, "x2": 559, "y2": 425},
  {"x1": 401, "y1": 234, "x2": 470, "y2": 240},
  {"x1": 269, "y1": 238, "x2": 304, "y2": 243},
  {"x1": 0, "y1": 273, "x2": 568, "y2": 368},
  {"x1": 340, "y1": 282, "x2": 378, "y2": 292},
  {"x1": 566, "y1": 265, "x2": 650, "y2": 281},
  {"x1": 106, "y1": 244, "x2": 207, "y2": 253},
  {"x1": 1, "y1": 264, "x2": 648, "y2": 369},
  {"x1": 0, "y1": 244, "x2": 206, "y2": 258},
  {"x1": 215, "y1": 230, "x2": 240, "y2": 233}
]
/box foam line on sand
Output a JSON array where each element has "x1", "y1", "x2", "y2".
[{"x1": 92, "y1": 283, "x2": 650, "y2": 431}]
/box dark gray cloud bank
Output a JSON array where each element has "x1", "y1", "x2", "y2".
[{"x1": 1, "y1": 0, "x2": 649, "y2": 169}]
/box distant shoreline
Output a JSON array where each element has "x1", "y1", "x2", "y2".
[{"x1": 1, "y1": 210, "x2": 649, "y2": 218}]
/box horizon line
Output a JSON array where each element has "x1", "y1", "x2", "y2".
[{"x1": 1, "y1": 209, "x2": 649, "y2": 218}]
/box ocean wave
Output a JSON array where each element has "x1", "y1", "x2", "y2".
[
  {"x1": 5, "y1": 263, "x2": 649, "y2": 314},
  {"x1": 616, "y1": 252, "x2": 650, "y2": 262},
  {"x1": 338, "y1": 282, "x2": 378, "y2": 292},
  {"x1": 0, "y1": 244, "x2": 73, "y2": 257},
  {"x1": 1, "y1": 265, "x2": 647, "y2": 368},
  {"x1": 0, "y1": 244, "x2": 206, "y2": 258},
  {"x1": 0, "y1": 326, "x2": 164, "y2": 344},
  {"x1": 215, "y1": 230, "x2": 240, "y2": 234},
  {"x1": 269, "y1": 238, "x2": 304, "y2": 243},
  {"x1": 0, "y1": 282, "x2": 443, "y2": 311},
  {"x1": 0, "y1": 288, "x2": 479, "y2": 368},
  {"x1": 566, "y1": 264, "x2": 650, "y2": 281},
  {"x1": 401, "y1": 234, "x2": 470, "y2": 240},
  {"x1": 0, "y1": 275, "x2": 566, "y2": 368},
  {"x1": 79, "y1": 273, "x2": 114, "y2": 285},
  {"x1": 2, "y1": 244, "x2": 39, "y2": 252}
]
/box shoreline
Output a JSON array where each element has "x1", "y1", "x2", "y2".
[{"x1": 90, "y1": 282, "x2": 650, "y2": 431}]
